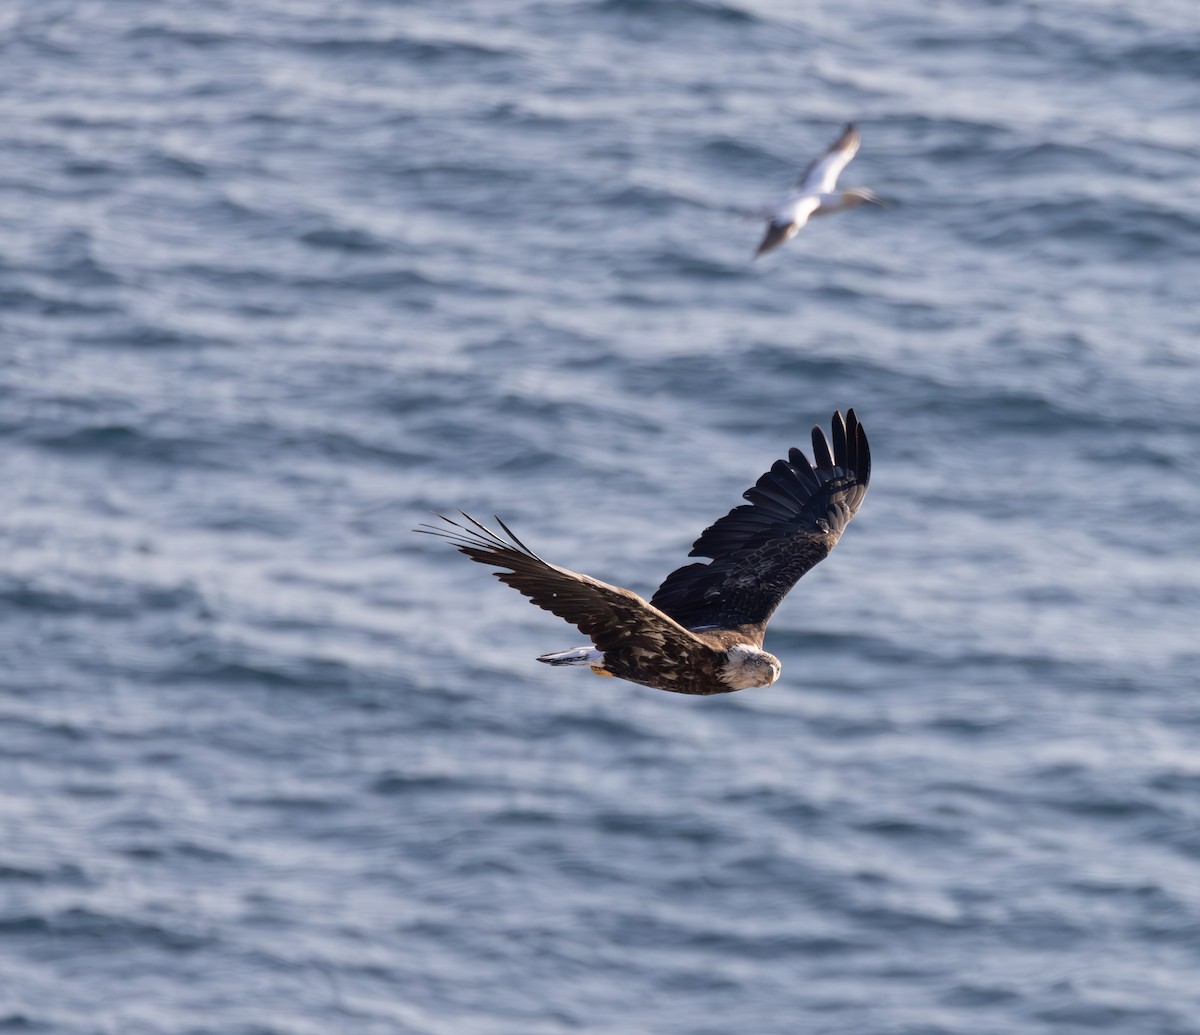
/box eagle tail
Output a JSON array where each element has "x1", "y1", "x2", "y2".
[{"x1": 537, "y1": 647, "x2": 603, "y2": 667}]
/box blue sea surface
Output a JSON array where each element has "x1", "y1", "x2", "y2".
[{"x1": 2, "y1": 2, "x2": 1200, "y2": 1033}]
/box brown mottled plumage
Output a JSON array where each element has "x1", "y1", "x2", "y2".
[{"x1": 418, "y1": 411, "x2": 870, "y2": 695}]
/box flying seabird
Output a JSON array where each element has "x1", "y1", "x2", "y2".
[
  {"x1": 754, "y1": 123, "x2": 884, "y2": 258},
  {"x1": 419, "y1": 411, "x2": 870, "y2": 696}
]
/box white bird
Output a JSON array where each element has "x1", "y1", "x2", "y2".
[{"x1": 753, "y1": 123, "x2": 885, "y2": 258}]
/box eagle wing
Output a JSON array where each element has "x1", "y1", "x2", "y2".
[
  {"x1": 649, "y1": 410, "x2": 870, "y2": 638},
  {"x1": 796, "y1": 123, "x2": 860, "y2": 194},
  {"x1": 419, "y1": 512, "x2": 708, "y2": 667}
]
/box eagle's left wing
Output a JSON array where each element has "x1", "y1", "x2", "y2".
[
  {"x1": 650, "y1": 410, "x2": 870, "y2": 637},
  {"x1": 419, "y1": 512, "x2": 707, "y2": 666}
]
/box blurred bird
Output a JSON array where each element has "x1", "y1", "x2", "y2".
[
  {"x1": 754, "y1": 123, "x2": 885, "y2": 258},
  {"x1": 418, "y1": 411, "x2": 870, "y2": 696}
]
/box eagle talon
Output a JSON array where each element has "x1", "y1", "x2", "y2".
[{"x1": 590, "y1": 666, "x2": 614, "y2": 677}]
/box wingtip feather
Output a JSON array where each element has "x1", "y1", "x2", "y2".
[{"x1": 811, "y1": 424, "x2": 835, "y2": 471}]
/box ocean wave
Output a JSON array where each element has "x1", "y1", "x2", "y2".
[{"x1": 591, "y1": 0, "x2": 758, "y2": 25}]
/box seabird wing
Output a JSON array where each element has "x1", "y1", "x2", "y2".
[
  {"x1": 650, "y1": 410, "x2": 870, "y2": 636},
  {"x1": 419, "y1": 512, "x2": 704, "y2": 663},
  {"x1": 754, "y1": 196, "x2": 822, "y2": 257},
  {"x1": 797, "y1": 124, "x2": 860, "y2": 195},
  {"x1": 754, "y1": 220, "x2": 795, "y2": 258}
]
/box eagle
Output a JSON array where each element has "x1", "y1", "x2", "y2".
[{"x1": 420, "y1": 410, "x2": 870, "y2": 695}]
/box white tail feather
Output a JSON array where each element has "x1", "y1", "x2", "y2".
[{"x1": 537, "y1": 647, "x2": 604, "y2": 667}]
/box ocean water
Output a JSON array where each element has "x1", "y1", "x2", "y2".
[{"x1": 2, "y1": 1, "x2": 1200, "y2": 1032}]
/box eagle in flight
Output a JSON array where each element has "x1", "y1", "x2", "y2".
[{"x1": 420, "y1": 410, "x2": 870, "y2": 695}]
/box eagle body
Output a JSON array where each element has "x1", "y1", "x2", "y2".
[
  {"x1": 420, "y1": 410, "x2": 870, "y2": 696},
  {"x1": 540, "y1": 631, "x2": 781, "y2": 695}
]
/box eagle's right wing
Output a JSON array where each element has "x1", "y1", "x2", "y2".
[
  {"x1": 650, "y1": 410, "x2": 870, "y2": 637},
  {"x1": 419, "y1": 513, "x2": 705, "y2": 663}
]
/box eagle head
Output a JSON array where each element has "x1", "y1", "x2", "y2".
[{"x1": 721, "y1": 643, "x2": 782, "y2": 691}]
